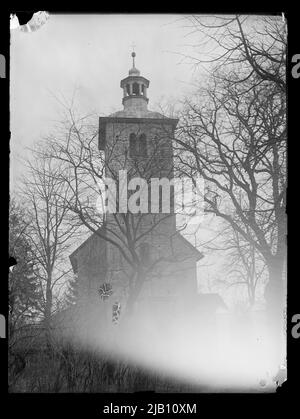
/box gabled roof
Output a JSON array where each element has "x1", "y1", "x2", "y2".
[
  {"x1": 69, "y1": 227, "x2": 106, "y2": 273},
  {"x1": 179, "y1": 235, "x2": 204, "y2": 261},
  {"x1": 174, "y1": 232, "x2": 204, "y2": 261},
  {"x1": 69, "y1": 226, "x2": 203, "y2": 274}
]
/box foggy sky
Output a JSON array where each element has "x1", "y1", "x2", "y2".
[{"x1": 10, "y1": 14, "x2": 201, "y2": 187}]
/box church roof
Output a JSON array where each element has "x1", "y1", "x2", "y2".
[
  {"x1": 176, "y1": 233, "x2": 204, "y2": 261},
  {"x1": 69, "y1": 228, "x2": 203, "y2": 274},
  {"x1": 69, "y1": 227, "x2": 105, "y2": 273}
]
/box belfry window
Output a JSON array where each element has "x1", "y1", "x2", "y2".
[
  {"x1": 129, "y1": 133, "x2": 137, "y2": 157},
  {"x1": 141, "y1": 85, "x2": 145, "y2": 95},
  {"x1": 139, "y1": 134, "x2": 147, "y2": 157},
  {"x1": 126, "y1": 84, "x2": 130, "y2": 95},
  {"x1": 132, "y1": 82, "x2": 139, "y2": 95},
  {"x1": 129, "y1": 133, "x2": 147, "y2": 157}
]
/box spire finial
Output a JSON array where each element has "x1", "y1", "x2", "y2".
[{"x1": 131, "y1": 43, "x2": 136, "y2": 68}]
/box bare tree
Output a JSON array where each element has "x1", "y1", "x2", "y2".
[
  {"x1": 192, "y1": 219, "x2": 267, "y2": 307},
  {"x1": 168, "y1": 15, "x2": 286, "y2": 316},
  {"x1": 20, "y1": 152, "x2": 79, "y2": 347},
  {"x1": 37, "y1": 105, "x2": 195, "y2": 319},
  {"x1": 9, "y1": 198, "x2": 43, "y2": 348},
  {"x1": 175, "y1": 61, "x2": 286, "y2": 317},
  {"x1": 222, "y1": 225, "x2": 267, "y2": 307},
  {"x1": 181, "y1": 15, "x2": 286, "y2": 91}
]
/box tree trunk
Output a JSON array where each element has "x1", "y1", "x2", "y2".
[
  {"x1": 264, "y1": 255, "x2": 286, "y2": 369},
  {"x1": 264, "y1": 256, "x2": 285, "y2": 317},
  {"x1": 124, "y1": 269, "x2": 145, "y2": 318},
  {"x1": 45, "y1": 281, "x2": 53, "y2": 350}
]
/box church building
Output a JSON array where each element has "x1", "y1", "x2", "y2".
[{"x1": 69, "y1": 52, "x2": 203, "y2": 326}]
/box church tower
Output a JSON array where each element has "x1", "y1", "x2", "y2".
[
  {"x1": 98, "y1": 52, "x2": 178, "y2": 231},
  {"x1": 70, "y1": 52, "x2": 202, "y2": 322}
]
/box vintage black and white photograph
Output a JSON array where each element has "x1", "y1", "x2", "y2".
[{"x1": 9, "y1": 13, "x2": 287, "y2": 393}]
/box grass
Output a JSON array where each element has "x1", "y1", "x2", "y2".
[{"x1": 8, "y1": 344, "x2": 204, "y2": 393}]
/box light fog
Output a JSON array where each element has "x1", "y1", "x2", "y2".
[{"x1": 58, "y1": 296, "x2": 285, "y2": 391}]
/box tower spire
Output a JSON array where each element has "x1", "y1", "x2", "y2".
[
  {"x1": 120, "y1": 49, "x2": 150, "y2": 109},
  {"x1": 132, "y1": 51, "x2": 136, "y2": 68}
]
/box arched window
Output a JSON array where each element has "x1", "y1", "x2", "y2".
[
  {"x1": 141, "y1": 85, "x2": 145, "y2": 95},
  {"x1": 132, "y1": 82, "x2": 139, "y2": 95},
  {"x1": 139, "y1": 133, "x2": 147, "y2": 157},
  {"x1": 126, "y1": 84, "x2": 130, "y2": 95},
  {"x1": 129, "y1": 133, "x2": 147, "y2": 157},
  {"x1": 129, "y1": 133, "x2": 137, "y2": 157}
]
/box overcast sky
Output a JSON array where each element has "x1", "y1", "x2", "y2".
[{"x1": 10, "y1": 14, "x2": 206, "y2": 187}]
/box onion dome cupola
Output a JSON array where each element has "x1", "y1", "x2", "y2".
[{"x1": 120, "y1": 52, "x2": 150, "y2": 112}]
